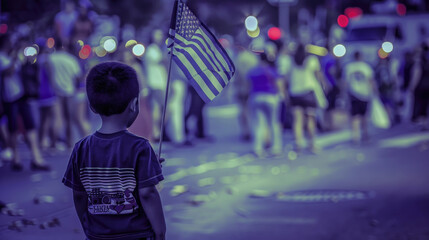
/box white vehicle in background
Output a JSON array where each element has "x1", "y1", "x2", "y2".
[{"x1": 340, "y1": 14, "x2": 429, "y2": 66}]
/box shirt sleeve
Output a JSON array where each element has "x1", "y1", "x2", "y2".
[
  {"x1": 62, "y1": 144, "x2": 86, "y2": 192},
  {"x1": 136, "y1": 142, "x2": 164, "y2": 189}
]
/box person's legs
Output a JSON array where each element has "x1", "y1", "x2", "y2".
[
  {"x1": 306, "y1": 108, "x2": 317, "y2": 151},
  {"x1": 267, "y1": 95, "x2": 282, "y2": 155},
  {"x1": 351, "y1": 115, "x2": 361, "y2": 143},
  {"x1": 292, "y1": 106, "x2": 305, "y2": 150},
  {"x1": 61, "y1": 97, "x2": 73, "y2": 147},
  {"x1": 74, "y1": 92, "x2": 91, "y2": 137},
  {"x1": 17, "y1": 98, "x2": 48, "y2": 168},
  {"x1": 4, "y1": 101, "x2": 21, "y2": 168},
  {"x1": 250, "y1": 96, "x2": 266, "y2": 157},
  {"x1": 38, "y1": 106, "x2": 50, "y2": 148}
]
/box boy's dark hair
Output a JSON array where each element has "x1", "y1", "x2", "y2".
[{"x1": 86, "y1": 62, "x2": 139, "y2": 116}]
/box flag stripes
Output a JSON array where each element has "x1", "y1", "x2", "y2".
[{"x1": 170, "y1": 0, "x2": 235, "y2": 102}]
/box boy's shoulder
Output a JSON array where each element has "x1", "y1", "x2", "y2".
[{"x1": 73, "y1": 131, "x2": 151, "y2": 151}]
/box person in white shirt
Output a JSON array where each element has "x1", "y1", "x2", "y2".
[
  {"x1": 145, "y1": 29, "x2": 168, "y2": 141},
  {"x1": 343, "y1": 51, "x2": 376, "y2": 143},
  {"x1": 48, "y1": 38, "x2": 85, "y2": 147},
  {"x1": 288, "y1": 44, "x2": 326, "y2": 153}
]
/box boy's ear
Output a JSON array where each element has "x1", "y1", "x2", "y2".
[
  {"x1": 89, "y1": 105, "x2": 98, "y2": 114},
  {"x1": 129, "y1": 97, "x2": 138, "y2": 112}
]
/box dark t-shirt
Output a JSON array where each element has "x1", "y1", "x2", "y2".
[
  {"x1": 247, "y1": 65, "x2": 279, "y2": 94},
  {"x1": 62, "y1": 130, "x2": 164, "y2": 240}
]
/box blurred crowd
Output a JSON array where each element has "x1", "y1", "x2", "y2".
[{"x1": 1, "y1": 0, "x2": 429, "y2": 171}]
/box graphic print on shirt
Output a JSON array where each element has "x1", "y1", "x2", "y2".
[{"x1": 80, "y1": 167, "x2": 138, "y2": 215}]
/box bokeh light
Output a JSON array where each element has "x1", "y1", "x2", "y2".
[
  {"x1": 46, "y1": 38, "x2": 55, "y2": 48},
  {"x1": 125, "y1": 39, "x2": 138, "y2": 48},
  {"x1": 305, "y1": 44, "x2": 328, "y2": 56},
  {"x1": 337, "y1": 14, "x2": 349, "y2": 28},
  {"x1": 0, "y1": 24, "x2": 8, "y2": 34},
  {"x1": 378, "y1": 48, "x2": 389, "y2": 59},
  {"x1": 94, "y1": 46, "x2": 107, "y2": 57},
  {"x1": 24, "y1": 46, "x2": 37, "y2": 57},
  {"x1": 396, "y1": 3, "x2": 406, "y2": 16},
  {"x1": 345, "y1": 7, "x2": 362, "y2": 19},
  {"x1": 333, "y1": 44, "x2": 346, "y2": 57},
  {"x1": 381, "y1": 41, "x2": 393, "y2": 53},
  {"x1": 245, "y1": 16, "x2": 258, "y2": 31},
  {"x1": 79, "y1": 44, "x2": 91, "y2": 59},
  {"x1": 268, "y1": 27, "x2": 282, "y2": 41},
  {"x1": 247, "y1": 27, "x2": 260, "y2": 38},
  {"x1": 103, "y1": 38, "x2": 117, "y2": 52},
  {"x1": 132, "y1": 44, "x2": 145, "y2": 57},
  {"x1": 77, "y1": 40, "x2": 84, "y2": 47}
]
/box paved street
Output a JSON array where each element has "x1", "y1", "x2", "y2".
[{"x1": 1, "y1": 105, "x2": 429, "y2": 240}]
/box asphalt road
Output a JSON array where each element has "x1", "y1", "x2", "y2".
[{"x1": 1, "y1": 105, "x2": 429, "y2": 240}]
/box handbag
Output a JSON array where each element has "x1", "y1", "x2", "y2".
[{"x1": 370, "y1": 96, "x2": 391, "y2": 129}]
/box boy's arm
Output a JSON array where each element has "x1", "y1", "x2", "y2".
[
  {"x1": 73, "y1": 190, "x2": 88, "y2": 223},
  {"x1": 139, "y1": 185, "x2": 166, "y2": 240}
]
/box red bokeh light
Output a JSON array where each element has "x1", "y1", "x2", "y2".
[
  {"x1": 337, "y1": 15, "x2": 349, "y2": 28},
  {"x1": 268, "y1": 27, "x2": 282, "y2": 41},
  {"x1": 0, "y1": 24, "x2": 8, "y2": 34},
  {"x1": 79, "y1": 45, "x2": 92, "y2": 59},
  {"x1": 345, "y1": 7, "x2": 362, "y2": 19},
  {"x1": 47, "y1": 38, "x2": 55, "y2": 48},
  {"x1": 396, "y1": 3, "x2": 406, "y2": 16}
]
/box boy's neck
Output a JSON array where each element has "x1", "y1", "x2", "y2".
[{"x1": 98, "y1": 114, "x2": 128, "y2": 134}]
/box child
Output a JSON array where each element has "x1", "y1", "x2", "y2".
[{"x1": 62, "y1": 62, "x2": 166, "y2": 240}]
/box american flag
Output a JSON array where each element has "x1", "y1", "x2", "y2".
[{"x1": 168, "y1": 0, "x2": 235, "y2": 102}]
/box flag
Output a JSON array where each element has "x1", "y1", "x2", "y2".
[{"x1": 168, "y1": 0, "x2": 235, "y2": 102}]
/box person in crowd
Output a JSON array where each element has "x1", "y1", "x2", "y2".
[
  {"x1": 375, "y1": 56, "x2": 401, "y2": 124},
  {"x1": 167, "y1": 63, "x2": 188, "y2": 146},
  {"x1": 288, "y1": 43, "x2": 326, "y2": 153},
  {"x1": 48, "y1": 38, "x2": 87, "y2": 148},
  {"x1": 276, "y1": 43, "x2": 294, "y2": 130},
  {"x1": 54, "y1": 0, "x2": 78, "y2": 49},
  {"x1": 247, "y1": 52, "x2": 283, "y2": 158},
  {"x1": 37, "y1": 38, "x2": 61, "y2": 151},
  {"x1": 0, "y1": 35, "x2": 49, "y2": 171},
  {"x1": 145, "y1": 29, "x2": 168, "y2": 141},
  {"x1": 71, "y1": 3, "x2": 94, "y2": 49},
  {"x1": 410, "y1": 43, "x2": 429, "y2": 130},
  {"x1": 320, "y1": 46, "x2": 341, "y2": 131},
  {"x1": 63, "y1": 62, "x2": 166, "y2": 240},
  {"x1": 233, "y1": 46, "x2": 258, "y2": 141},
  {"x1": 121, "y1": 46, "x2": 153, "y2": 140},
  {"x1": 343, "y1": 51, "x2": 376, "y2": 143},
  {"x1": 184, "y1": 85, "x2": 211, "y2": 142}
]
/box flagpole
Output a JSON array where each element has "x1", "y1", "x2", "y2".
[
  {"x1": 158, "y1": 0, "x2": 179, "y2": 161},
  {"x1": 157, "y1": 52, "x2": 173, "y2": 160}
]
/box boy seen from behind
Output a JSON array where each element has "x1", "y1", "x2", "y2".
[{"x1": 62, "y1": 62, "x2": 166, "y2": 240}]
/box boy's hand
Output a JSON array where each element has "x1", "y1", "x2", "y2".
[{"x1": 155, "y1": 154, "x2": 165, "y2": 166}]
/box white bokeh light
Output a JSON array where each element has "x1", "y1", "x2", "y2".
[
  {"x1": 24, "y1": 46, "x2": 37, "y2": 56},
  {"x1": 382, "y1": 41, "x2": 393, "y2": 53},
  {"x1": 132, "y1": 44, "x2": 145, "y2": 57},
  {"x1": 103, "y1": 38, "x2": 117, "y2": 52},
  {"x1": 333, "y1": 44, "x2": 346, "y2": 57},
  {"x1": 245, "y1": 16, "x2": 258, "y2": 31}
]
